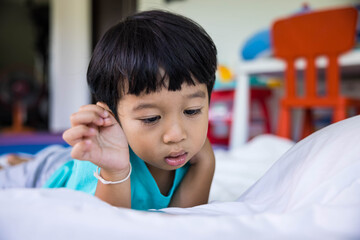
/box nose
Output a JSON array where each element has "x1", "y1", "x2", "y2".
[{"x1": 162, "y1": 119, "x2": 187, "y2": 144}]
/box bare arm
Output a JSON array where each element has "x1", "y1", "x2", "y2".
[
  {"x1": 169, "y1": 138, "x2": 215, "y2": 207},
  {"x1": 94, "y1": 165, "x2": 131, "y2": 208},
  {"x1": 63, "y1": 102, "x2": 131, "y2": 208}
]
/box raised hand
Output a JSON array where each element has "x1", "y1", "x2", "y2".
[{"x1": 62, "y1": 102, "x2": 130, "y2": 173}]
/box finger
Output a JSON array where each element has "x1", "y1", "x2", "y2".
[
  {"x1": 63, "y1": 125, "x2": 97, "y2": 146},
  {"x1": 71, "y1": 139, "x2": 93, "y2": 161},
  {"x1": 102, "y1": 113, "x2": 118, "y2": 127},
  {"x1": 72, "y1": 104, "x2": 117, "y2": 127},
  {"x1": 78, "y1": 103, "x2": 110, "y2": 117},
  {"x1": 79, "y1": 104, "x2": 109, "y2": 117},
  {"x1": 70, "y1": 110, "x2": 108, "y2": 127}
]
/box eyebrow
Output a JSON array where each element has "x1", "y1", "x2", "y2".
[
  {"x1": 132, "y1": 90, "x2": 206, "y2": 112},
  {"x1": 186, "y1": 90, "x2": 206, "y2": 99},
  {"x1": 132, "y1": 103, "x2": 158, "y2": 112}
]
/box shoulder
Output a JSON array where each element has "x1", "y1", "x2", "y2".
[{"x1": 190, "y1": 139, "x2": 215, "y2": 172}]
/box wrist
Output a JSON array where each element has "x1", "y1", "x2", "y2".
[{"x1": 95, "y1": 163, "x2": 132, "y2": 184}]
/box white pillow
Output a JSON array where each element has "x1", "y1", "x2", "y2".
[{"x1": 237, "y1": 115, "x2": 360, "y2": 213}]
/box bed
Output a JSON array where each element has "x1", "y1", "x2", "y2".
[{"x1": 1, "y1": 116, "x2": 360, "y2": 239}]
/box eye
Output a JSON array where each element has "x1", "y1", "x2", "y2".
[
  {"x1": 184, "y1": 108, "x2": 202, "y2": 116},
  {"x1": 140, "y1": 116, "x2": 161, "y2": 125}
]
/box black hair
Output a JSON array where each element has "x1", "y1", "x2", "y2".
[{"x1": 87, "y1": 10, "x2": 217, "y2": 122}]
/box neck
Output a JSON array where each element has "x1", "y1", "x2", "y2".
[{"x1": 146, "y1": 163, "x2": 175, "y2": 196}]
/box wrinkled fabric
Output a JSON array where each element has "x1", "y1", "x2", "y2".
[{"x1": 0, "y1": 145, "x2": 72, "y2": 188}]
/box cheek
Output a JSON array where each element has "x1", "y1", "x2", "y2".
[
  {"x1": 121, "y1": 122, "x2": 156, "y2": 159},
  {"x1": 120, "y1": 121, "x2": 140, "y2": 145},
  {"x1": 190, "y1": 117, "x2": 209, "y2": 150},
  {"x1": 127, "y1": 137, "x2": 156, "y2": 163}
]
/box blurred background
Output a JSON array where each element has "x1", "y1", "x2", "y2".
[{"x1": 0, "y1": 0, "x2": 359, "y2": 153}]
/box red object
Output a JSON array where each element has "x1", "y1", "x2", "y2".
[
  {"x1": 272, "y1": 7, "x2": 360, "y2": 140},
  {"x1": 208, "y1": 88, "x2": 272, "y2": 146}
]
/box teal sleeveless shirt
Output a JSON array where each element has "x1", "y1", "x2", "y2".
[{"x1": 43, "y1": 148, "x2": 189, "y2": 210}]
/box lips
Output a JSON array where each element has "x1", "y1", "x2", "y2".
[{"x1": 165, "y1": 151, "x2": 188, "y2": 166}]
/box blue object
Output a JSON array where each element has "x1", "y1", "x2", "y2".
[
  {"x1": 0, "y1": 143, "x2": 69, "y2": 155},
  {"x1": 241, "y1": 29, "x2": 271, "y2": 60}
]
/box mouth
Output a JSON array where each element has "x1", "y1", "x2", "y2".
[{"x1": 165, "y1": 151, "x2": 188, "y2": 166}]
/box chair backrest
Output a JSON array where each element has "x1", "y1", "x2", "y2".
[{"x1": 272, "y1": 7, "x2": 358, "y2": 99}]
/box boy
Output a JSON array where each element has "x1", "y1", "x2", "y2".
[{"x1": 44, "y1": 10, "x2": 217, "y2": 210}]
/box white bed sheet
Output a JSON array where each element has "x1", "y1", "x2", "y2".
[
  {"x1": 210, "y1": 134, "x2": 294, "y2": 202},
  {"x1": 1, "y1": 116, "x2": 360, "y2": 239}
]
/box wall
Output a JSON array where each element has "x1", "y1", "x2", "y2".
[
  {"x1": 49, "y1": 0, "x2": 91, "y2": 132},
  {"x1": 48, "y1": 0, "x2": 359, "y2": 132},
  {"x1": 49, "y1": 0, "x2": 136, "y2": 132},
  {"x1": 138, "y1": 0, "x2": 360, "y2": 68}
]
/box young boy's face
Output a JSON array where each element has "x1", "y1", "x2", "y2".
[{"x1": 117, "y1": 82, "x2": 209, "y2": 170}]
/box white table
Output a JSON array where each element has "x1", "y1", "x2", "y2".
[{"x1": 229, "y1": 49, "x2": 360, "y2": 150}]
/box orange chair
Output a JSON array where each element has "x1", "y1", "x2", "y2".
[{"x1": 272, "y1": 7, "x2": 360, "y2": 140}]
